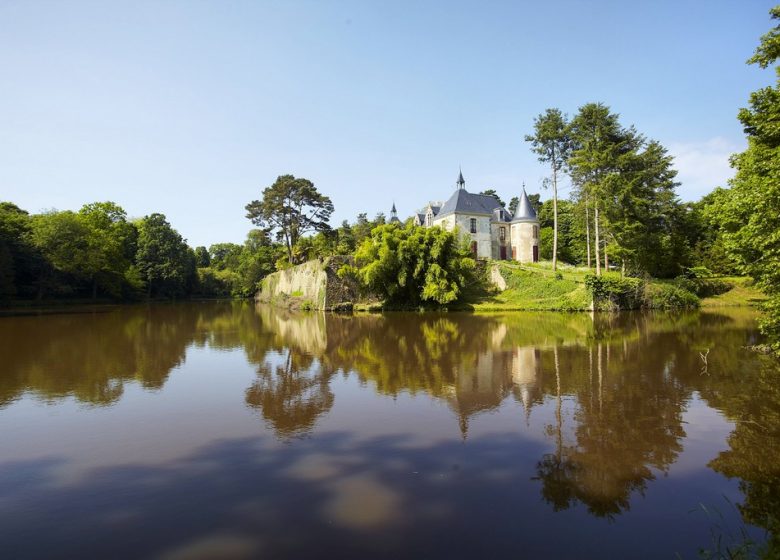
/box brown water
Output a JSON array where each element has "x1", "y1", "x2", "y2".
[{"x1": 0, "y1": 303, "x2": 778, "y2": 559}]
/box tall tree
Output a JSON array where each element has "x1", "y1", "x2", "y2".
[
  {"x1": 508, "y1": 196, "x2": 519, "y2": 215},
  {"x1": 717, "y1": 6, "x2": 780, "y2": 353},
  {"x1": 135, "y1": 213, "x2": 194, "y2": 298},
  {"x1": 0, "y1": 203, "x2": 36, "y2": 300},
  {"x1": 569, "y1": 103, "x2": 639, "y2": 275},
  {"x1": 526, "y1": 109, "x2": 571, "y2": 271},
  {"x1": 245, "y1": 175, "x2": 334, "y2": 264},
  {"x1": 77, "y1": 202, "x2": 137, "y2": 298}
]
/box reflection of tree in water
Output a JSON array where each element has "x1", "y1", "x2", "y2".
[
  {"x1": 700, "y1": 352, "x2": 780, "y2": 556},
  {"x1": 245, "y1": 350, "x2": 335, "y2": 439},
  {"x1": 535, "y1": 328, "x2": 688, "y2": 518},
  {"x1": 0, "y1": 305, "x2": 204, "y2": 406}
]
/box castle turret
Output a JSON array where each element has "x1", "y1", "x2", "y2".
[{"x1": 509, "y1": 185, "x2": 539, "y2": 263}]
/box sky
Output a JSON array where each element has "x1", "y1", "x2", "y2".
[{"x1": 0, "y1": 0, "x2": 776, "y2": 247}]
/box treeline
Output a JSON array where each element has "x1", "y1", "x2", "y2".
[
  {"x1": 519, "y1": 103, "x2": 740, "y2": 279},
  {"x1": 527, "y1": 187, "x2": 737, "y2": 277},
  {"x1": 0, "y1": 201, "x2": 284, "y2": 302},
  {"x1": 0, "y1": 198, "x2": 404, "y2": 303}
]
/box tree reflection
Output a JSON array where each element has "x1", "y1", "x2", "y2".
[
  {"x1": 245, "y1": 350, "x2": 335, "y2": 438},
  {"x1": 0, "y1": 305, "x2": 206, "y2": 406},
  {"x1": 703, "y1": 353, "x2": 780, "y2": 556},
  {"x1": 534, "y1": 326, "x2": 689, "y2": 518}
]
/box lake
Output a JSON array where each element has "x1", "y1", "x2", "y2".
[{"x1": 1, "y1": 303, "x2": 778, "y2": 559}]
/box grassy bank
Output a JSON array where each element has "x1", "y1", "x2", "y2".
[
  {"x1": 470, "y1": 261, "x2": 764, "y2": 312},
  {"x1": 473, "y1": 262, "x2": 591, "y2": 311},
  {"x1": 699, "y1": 276, "x2": 767, "y2": 307}
]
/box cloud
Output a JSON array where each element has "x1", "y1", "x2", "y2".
[{"x1": 668, "y1": 137, "x2": 743, "y2": 201}]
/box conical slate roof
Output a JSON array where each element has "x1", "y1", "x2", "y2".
[{"x1": 511, "y1": 189, "x2": 537, "y2": 222}]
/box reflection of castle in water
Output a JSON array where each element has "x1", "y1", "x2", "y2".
[
  {"x1": 252, "y1": 305, "x2": 547, "y2": 438},
  {"x1": 448, "y1": 344, "x2": 541, "y2": 437}
]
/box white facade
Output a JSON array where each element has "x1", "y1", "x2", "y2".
[{"x1": 416, "y1": 182, "x2": 539, "y2": 263}]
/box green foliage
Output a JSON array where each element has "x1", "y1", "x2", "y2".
[
  {"x1": 135, "y1": 213, "x2": 195, "y2": 298},
  {"x1": 350, "y1": 223, "x2": 477, "y2": 306},
  {"x1": 0, "y1": 202, "x2": 39, "y2": 300},
  {"x1": 584, "y1": 273, "x2": 645, "y2": 310},
  {"x1": 564, "y1": 103, "x2": 688, "y2": 278},
  {"x1": 194, "y1": 246, "x2": 210, "y2": 268},
  {"x1": 675, "y1": 276, "x2": 733, "y2": 299},
  {"x1": 643, "y1": 283, "x2": 700, "y2": 310},
  {"x1": 715, "y1": 6, "x2": 780, "y2": 354},
  {"x1": 245, "y1": 174, "x2": 334, "y2": 264},
  {"x1": 526, "y1": 108, "x2": 572, "y2": 270}
]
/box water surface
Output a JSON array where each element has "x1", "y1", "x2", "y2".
[{"x1": 1, "y1": 303, "x2": 778, "y2": 559}]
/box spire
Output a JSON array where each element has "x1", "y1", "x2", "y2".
[
  {"x1": 389, "y1": 201, "x2": 401, "y2": 223},
  {"x1": 512, "y1": 185, "x2": 538, "y2": 222},
  {"x1": 457, "y1": 167, "x2": 465, "y2": 190}
]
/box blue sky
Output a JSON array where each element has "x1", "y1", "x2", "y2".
[{"x1": 0, "y1": 0, "x2": 776, "y2": 247}]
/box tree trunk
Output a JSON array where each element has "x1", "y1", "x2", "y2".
[
  {"x1": 604, "y1": 238, "x2": 609, "y2": 272},
  {"x1": 285, "y1": 231, "x2": 293, "y2": 264},
  {"x1": 552, "y1": 165, "x2": 558, "y2": 272},
  {"x1": 585, "y1": 199, "x2": 591, "y2": 269},
  {"x1": 594, "y1": 201, "x2": 601, "y2": 276}
]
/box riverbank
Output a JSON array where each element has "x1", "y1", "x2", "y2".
[{"x1": 470, "y1": 262, "x2": 765, "y2": 312}]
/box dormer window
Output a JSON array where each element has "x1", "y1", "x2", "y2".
[{"x1": 426, "y1": 212, "x2": 432, "y2": 227}]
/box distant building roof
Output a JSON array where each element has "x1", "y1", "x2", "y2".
[
  {"x1": 438, "y1": 189, "x2": 503, "y2": 218},
  {"x1": 511, "y1": 189, "x2": 537, "y2": 222}
]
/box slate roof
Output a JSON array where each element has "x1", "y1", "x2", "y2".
[
  {"x1": 438, "y1": 189, "x2": 504, "y2": 218},
  {"x1": 511, "y1": 189, "x2": 537, "y2": 222}
]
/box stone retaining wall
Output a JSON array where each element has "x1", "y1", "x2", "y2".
[{"x1": 255, "y1": 257, "x2": 362, "y2": 310}]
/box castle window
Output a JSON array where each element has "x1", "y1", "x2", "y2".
[
  {"x1": 470, "y1": 218, "x2": 477, "y2": 233},
  {"x1": 499, "y1": 226, "x2": 506, "y2": 241},
  {"x1": 426, "y1": 212, "x2": 432, "y2": 227},
  {"x1": 533, "y1": 225, "x2": 538, "y2": 238}
]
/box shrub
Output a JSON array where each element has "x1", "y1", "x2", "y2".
[
  {"x1": 351, "y1": 223, "x2": 478, "y2": 306},
  {"x1": 674, "y1": 276, "x2": 732, "y2": 298},
  {"x1": 644, "y1": 283, "x2": 700, "y2": 309},
  {"x1": 585, "y1": 273, "x2": 644, "y2": 310}
]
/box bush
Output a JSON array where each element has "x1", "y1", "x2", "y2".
[
  {"x1": 351, "y1": 223, "x2": 478, "y2": 306},
  {"x1": 585, "y1": 273, "x2": 645, "y2": 310},
  {"x1": 674, "y1": 276, "x2": 732, "y2": 298},
  {"x1": 644, "y1": 283, "x2": 700, "y2": 309}
]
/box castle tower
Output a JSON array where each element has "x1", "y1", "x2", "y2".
[{"x1": 509, "y1": 185, "x2": 540, "y2": 263}]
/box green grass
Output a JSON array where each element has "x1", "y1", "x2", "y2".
[
  {"x1": 472, "y1": 262, "x2": 763, "y2": 312},
  {"x1": 472, "y1": 261, "x2": 591, "y2": 311},
  {"x1": 700, "y1": 276, "x2": 766, "y2": 307}
]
